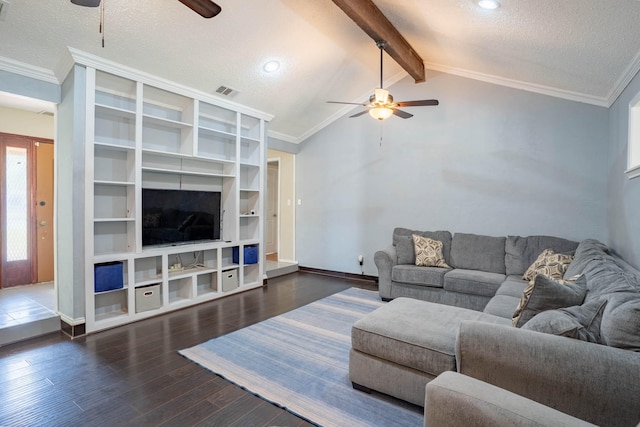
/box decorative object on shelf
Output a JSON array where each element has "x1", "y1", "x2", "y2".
[{"x1": 327, "y1": 41, "x2": 439, "y2": 120}]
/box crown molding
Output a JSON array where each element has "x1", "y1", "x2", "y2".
[
  {"x1": 423, "y1": 61, "x2": 610, "y2": 108},
  {"x1": 267, "y1": 130, "x2": 298, "y2": 144},
  {"x1": 53, "y1": 49, "x2": 76, "y2": 84},
  {"x1": 68, "y1": 48, "x2": 274, "y2": 121},
  {"x1": 0, "y1": 56, "x2": 58, "y2": 84},
  {"x1": 607, "y1": 49, "x2": 640, "y2": 107},
  {"x1": 427, "y1": 61, "x2": 612, "y2": 107}
]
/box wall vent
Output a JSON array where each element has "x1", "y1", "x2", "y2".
[
  {"x1": 215, "y1": 85, "x2": 239, "y2": 98},
  {"x1": 0, "y1": 1, "x2": 10, "y2": 22}
]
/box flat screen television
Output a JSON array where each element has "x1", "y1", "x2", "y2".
[{"x1": 142, "y1": 189, "x2": 221, "y2": 246}]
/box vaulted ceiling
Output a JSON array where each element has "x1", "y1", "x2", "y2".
[{"x1": 1, "y1": 0, "x2": 640, "y2": 143}]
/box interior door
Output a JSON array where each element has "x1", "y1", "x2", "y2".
[
  {"x1": 0, "y1": 133, "x2": 37, "y2": 287},
  {"x1": 36, "y1": 141, "x2": 54, "y2": 283},
  {"x1": 266, "y1": 161, "x2": 279, "y2": 255}
]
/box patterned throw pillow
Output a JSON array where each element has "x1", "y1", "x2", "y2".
[
  {"x1": 412, "y1": 235, "x2": 451, "y2": 268},
  {"x1": 522, "y1": 249, "x2": 574, "y2": 282}
]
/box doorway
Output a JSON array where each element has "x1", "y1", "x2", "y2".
[
  {"x1": 266, "y1": 160, "x2": 279, "y2": 259},
  {"x1": 0, "y1": 132, "x2": 54, "y2": 288}
]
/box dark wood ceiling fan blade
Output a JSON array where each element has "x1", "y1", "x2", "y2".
[
  {"x1": 349, "y1": 110, "x2": 370, "y2": 118},
  {"x1": 395, "y1": 99, "x2": 439, "y2": 107},
  {"x1": 71, "y1": 0, "x2": 101, "y2": 6},
  {"x1": 327, "y1": 101, "x2": 368, "y2": 106},
  {"x1": 178, "y1": 0, "x2": 222, "y2": 18},
  {"x1": 392, "y1": 108, "x2": 413, "y2": 119}
]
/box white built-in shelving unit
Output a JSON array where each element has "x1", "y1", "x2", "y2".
[{"x1": 76, "y1": 61, "x2": 269, "y2": 333}]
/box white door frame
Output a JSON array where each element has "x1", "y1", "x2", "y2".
[{"x1": 266, "y1": 158, "x2": 281, "y2": 256}]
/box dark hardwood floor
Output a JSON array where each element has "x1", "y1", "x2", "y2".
[{"x1": 0, "y1": 272, "x2": 377, "y2": 427}]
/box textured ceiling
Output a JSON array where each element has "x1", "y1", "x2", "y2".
[{"x1": 1, "y1": 0, "x2": 640, "y2": 142}]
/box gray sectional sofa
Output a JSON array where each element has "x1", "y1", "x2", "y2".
[
  {"x1": 351, "y1": 230, "x2": 640, "y2": 426},
  {"x1": 375, "y1": 228, "x2": 579, "y2": 311}
]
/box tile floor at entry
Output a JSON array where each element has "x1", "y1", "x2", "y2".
[{"x1": 0, "y1": 282, "x2": 59, "y2": 346}]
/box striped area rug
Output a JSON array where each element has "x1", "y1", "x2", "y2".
[{"x1": 179, "y1": 288, "x2": 423, "y2": 427}]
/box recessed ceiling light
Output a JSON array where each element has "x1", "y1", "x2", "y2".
[
  {"x1": 478, "y1": 0, "x2": 500, "y2": 10},
  {"x1": 263, "y1": 61, "x2": 280, "y2": 73}
]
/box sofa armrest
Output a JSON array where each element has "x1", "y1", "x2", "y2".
[
  {"x1": 425, "y1": 371, "x2": 595, "y2": 427},
  {"x1": 456, "y1": 321, "x2": 640, "y2": 427},
  {"x1": 374, "y1": 245, "x2": 397, "y2": 299}
]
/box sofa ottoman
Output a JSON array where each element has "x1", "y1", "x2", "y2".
[{"x1": 349, "y1": 297, "x2": 510, "y2": 406}]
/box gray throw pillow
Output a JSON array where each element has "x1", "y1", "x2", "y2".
[
  {"x1": 558, "y1": 299, "x2": 607, "y2": 343},
  {"x1": 512, "y1": 275, "x2": 587, "y2": 327},
  {"x1": 522, "y1": 310, "x2": 583, "y2": 339},
  {"x1": 600, "y1": 293, "x2": 640, "y2": 351}
]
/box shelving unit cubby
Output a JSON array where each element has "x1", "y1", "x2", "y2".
[{"x1": 78, "y1": 62, "x2": 268, "y2": 333}]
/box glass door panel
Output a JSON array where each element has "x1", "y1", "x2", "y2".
[{"x1": 1, "y1": 135, "x2": 35, "y2": 287}]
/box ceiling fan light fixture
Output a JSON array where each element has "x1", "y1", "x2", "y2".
[
  {"x1": 373, "y1": 88, "x2": 390, "y2": 104},
  {"x1": 369, "y1": 107, "x2": 393, "y2": 121}
]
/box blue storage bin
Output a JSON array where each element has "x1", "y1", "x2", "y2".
[
  {"x1": 233, "y1": 246, "x2": 259, "y2": 264},
  {"x1": 94, "y1": 262, "x2": 124, "y2": 292}
]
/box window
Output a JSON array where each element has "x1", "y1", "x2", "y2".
[{"x1": 627, "y1": 90, "x2": 640, "y2": 179}]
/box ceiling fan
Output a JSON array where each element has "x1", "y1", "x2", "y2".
[
  {"x1": 70, "y1": 0, "x2": 222, "y2": 19},
  {"x1": 328, "y1": 41, "x2": 438, "y2": 120}
]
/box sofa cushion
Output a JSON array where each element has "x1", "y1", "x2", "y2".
[
  {"x1": 393, "y1": 229, "x2": 452, "y2": 265},
  {"x1": 600, "y1": 293, "x2": 640, "y2": 351},
  {"x1": 392, "y1": 265, "x2": 448, "y2": 287},
  {"x1": 582, "y1": 258, "x2": 640, "y2": 301},
  {"x1": 521, "y1": 310, "x2": 584, "y2": 339},
  {"x1": 564, "y1": 239, "x2": 611, "y2": 279},
  {"x1": 395, "y1": 235, "x2": 415, "y2": 265},
  {"x1": 495, "y1": 276, "x2": 528, "y2": 298},
  {"x1": 413, "y1": 235, "x2": 451, "y2": 268},
  {"x1": 558, "y1": 299, "x2": 607, "y2": 343},
  {"x1": 483, "y1": 295, "x2": 521, "y2": 319},
  {"x1": 450, "y1": 233, "x2": 506, "y2": 274},
  {"x1": 522, "y1": 249, "x2": 574, "y2": 282},
  {"x1": 443, "y1": 269, "x2": 505, "y2": 297},
  {"x1": 505, "y1": 235, "x2": 578, "y2": 276},
  {"x1": 351, "y1": 298, "x2": 510, "y2": 376},
  {"x1": 512, "y1": 275, "x2": 587, "y2": 327}
]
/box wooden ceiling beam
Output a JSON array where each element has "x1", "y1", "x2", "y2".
[{"x1": 331, "y1": 0, "x2": 425, "y2": 83}]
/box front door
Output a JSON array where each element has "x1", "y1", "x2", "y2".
[
  {"x1": 0, "y1": 133, "x2": 38, "y2": 287},
  {"x1": 36, "y1": 141, "x2": 54, "y2": 283}
]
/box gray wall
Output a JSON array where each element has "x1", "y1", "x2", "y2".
[
  {"x1": 296, "y1": 72, "x2": 609, "y2": 275},
  {"x1": 56, "y1": 65, "x2": 87, "y2": 322},
  {"x1": 0, "y1": 70, "x2": 60, "y2": 103},
  {"x1": 607, "y1": 70, "x2": 640, "y2": 268}
]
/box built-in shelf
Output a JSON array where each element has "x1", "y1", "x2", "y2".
[{"x1": 78, "y1": 63, "x2": 267, "y2": 334}]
